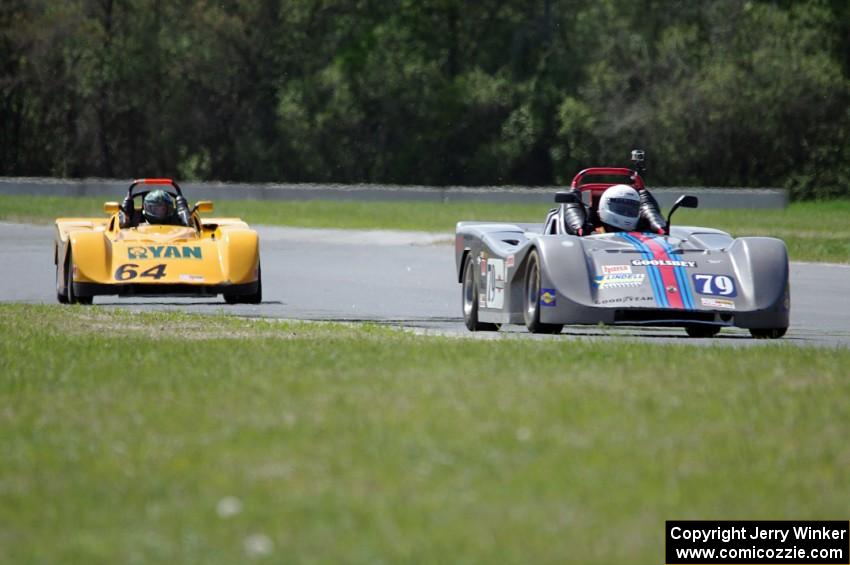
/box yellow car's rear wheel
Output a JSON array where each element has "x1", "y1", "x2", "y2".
[
  {"x1": 224, "y1": 263, "x2": 262, "y2": 305},
  {"x1": 56, "y1": 255, "x2": 69, "y2": 304}
]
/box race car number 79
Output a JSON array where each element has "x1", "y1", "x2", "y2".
[{"x1": 692, "y1": 274, "x2": 737, "y2": 296}]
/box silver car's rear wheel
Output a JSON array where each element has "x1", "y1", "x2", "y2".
[
  {"x1": 523, "y1": 250, "x2": 563, "y2": 334},
  {"x1": 462, "y1": 254, "x2": 499, "y2": 332}
]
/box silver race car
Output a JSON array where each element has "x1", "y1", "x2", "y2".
[{"x1": 455, "y1": 155, "x2": 790, "y2": 338}]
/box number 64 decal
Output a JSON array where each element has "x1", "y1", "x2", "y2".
[
  {"x1": 115, "y1": 263, "x2": 167, "y2": 281},
  {"x1": 692, "y1": 274, "x2": 737, "y2": 297}
]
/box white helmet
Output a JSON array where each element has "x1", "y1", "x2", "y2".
[{"x1": 598, "y1": 184, "x2": 640, "y2": 231}]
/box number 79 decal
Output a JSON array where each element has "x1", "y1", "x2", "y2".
[{"x1": 692, "y1": 274, "x2": 737, "y2": 297}]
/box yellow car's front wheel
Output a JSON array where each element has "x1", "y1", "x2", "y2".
[{"x1": 65, "y1": 250, "x2": 93, "y2": 305}]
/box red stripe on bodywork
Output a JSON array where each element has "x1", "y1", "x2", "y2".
[{"x1": 633, "y1": 233, "x2": 684, "y2": 309}]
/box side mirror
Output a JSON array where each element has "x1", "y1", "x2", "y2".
[
  {"x1": 666, "y1": 195, "x2": 698, "y2": 231},
  {"x1": 194, "y1": 201, "x2": 214, "y2": 213},
  {"x1": 104, "y1": 201, "x2": 120, "y2": 214},
  {"x1": 555, "y1": 191, "x2": 580, "y2": 205}
]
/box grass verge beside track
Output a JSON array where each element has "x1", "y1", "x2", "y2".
[
  {"x1": 1, "y1": 194, "x2": 849, "y2": 263},
  {"x1": 2, "y1": 304, "x2": 848, "y2": 564}
]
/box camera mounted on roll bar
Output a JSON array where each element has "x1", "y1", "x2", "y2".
[{"x1": 630, "y1": 149, "x2": 646, "y2": 179}]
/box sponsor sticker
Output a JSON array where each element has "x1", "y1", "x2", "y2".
[
  {"x1": 505, "y1": 254, "x2": 515, "y2": 269},
  {"x1": 179, "y1": 274, "x2": 205, "y2": 282},
  {"x1": 631, "y1": 259, "x2": 696, "y2": 268},
  {"x1": 593, "y1": 273, "x2": 646, "y2": 288},
  {"x1": 601, "y1": 264, "x2": 632, "y2": 275},
  {"x1": 540, "y1": 288, "x2": 557, "y2": 307},
  {"x1": 701, "y1": 297, "x2": 735, "y2": 310},
  {"x1": 128, "y1": 245, "x2": 203, "y2": 260},
  {"x1": 484, "y1": 259, "x2": 506, "y2": 309}
]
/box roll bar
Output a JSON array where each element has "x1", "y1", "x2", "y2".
[{"x1": 128, "y1": 178, "x2": 184, "y2": 198}]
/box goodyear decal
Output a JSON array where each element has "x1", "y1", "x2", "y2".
[
  {"x1": 127, "y1": 245, "x2": 203, "y2": 260},
  {"x1": 540, "y1": 288, "x2": 557, "y2": 307}
]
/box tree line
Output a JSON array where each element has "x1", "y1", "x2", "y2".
[{"x1": 2, "y1": 0, "x2": 849, "y2": 198}]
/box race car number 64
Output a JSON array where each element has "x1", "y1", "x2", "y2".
[{"x1": 115, "y1": 263, "x2": 167, "y2": 281}]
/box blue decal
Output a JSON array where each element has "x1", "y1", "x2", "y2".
[
  {"x1": 540, "y1": 288, "x2": 557, "y2": 307},
  {"x1": 691, "y1": 274, "x2": 737, "y2": 297},
  {"x1": 618, "y1": 233, "x2": 668, "y2": 307},
  {"x1": 656, "y1": 236, "x2": 696, "y2": 310}
]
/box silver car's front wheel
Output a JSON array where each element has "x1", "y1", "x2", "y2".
[
  {"x1": 523, "y1": 250, "x2": 562, "y2": 334},
  {"x1": 462, "y1": 254, "x2": 499, "y2": 332}
]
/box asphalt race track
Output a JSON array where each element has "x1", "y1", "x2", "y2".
[{"x1": 2, "y1": 221, "x2": 848, "y2": 347}]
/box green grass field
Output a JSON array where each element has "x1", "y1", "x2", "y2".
[
  {"x1": 2, "y1": 304, "x2": 848, "y2": 564},
  {"x1": 1, "y1": 194, "x2": 848, "y2": 262}
]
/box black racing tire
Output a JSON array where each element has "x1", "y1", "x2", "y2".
[
  {"x1": 685, "y1": 325, "x2": 721, "y2": 338},
  {"x1": 56, "y1": 252, "x2": 69, "y2": 304},
  {"x1": 461, "y1": 254, "x2": 500, "y2": 332},
  {"x1": 749, "y1": 327, "x2": 788, "y2": 339},
  {"x1": 224, "y1": 264, "x2": 263, "y2": 305},
  {"x1": 65, "y1": 250, "x2": 93, "y2": 305},
  {"x1": 523, "y1": 249, "x2": 563, "y2": 335}
]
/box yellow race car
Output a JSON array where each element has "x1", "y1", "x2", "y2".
[{"x1": 55, "y1": 178, "x2": 261, "y2": 304}]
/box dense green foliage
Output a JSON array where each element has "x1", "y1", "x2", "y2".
[
  {"x1": 2, "y1": 305, "x2": 850, "y2": 563},
  {"x1": 2, "y1": 1, "x2": 849, "y2": 197}
]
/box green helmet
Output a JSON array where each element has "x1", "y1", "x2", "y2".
[{"x1": 142, "y1": 190, "x2": 175, "y2": 224}]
